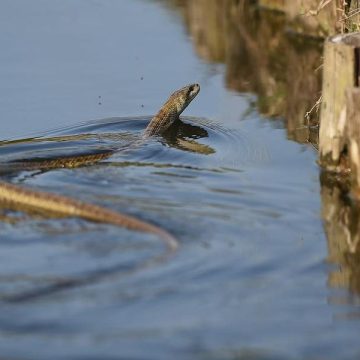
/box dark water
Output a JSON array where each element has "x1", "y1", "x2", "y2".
[{"x1": 0, "y1": 1, "x2": 360, "y2": 359}]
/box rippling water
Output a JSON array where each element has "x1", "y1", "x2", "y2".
[
  {"x1": 0, "y1": 114, "x2": 336, "y2": 359},
  {"x1": 1, "y1": 0, "x2": 360, "y2": 359}
]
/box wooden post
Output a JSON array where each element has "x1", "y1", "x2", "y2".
[
  {"x1": 319, "y1": 33, "x2": 360, "y2": 174},
  {"x1": 346, "y1": 88, "x2": 360, "y2": 196}
]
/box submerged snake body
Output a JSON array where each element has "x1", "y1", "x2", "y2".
[
  {"x1": 0, "y1": 84, "x2": 200, "y2": 249},
  {"x1": 1, "y1": 150, "x2": 115, "y2": 174},
  {"x1": 0, "y1": 181, "x2": 179, "y2": 250}
]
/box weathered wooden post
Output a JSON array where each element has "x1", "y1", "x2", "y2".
[
  {"x1": 319, "y1": 32, "x2": 360, "y2": 197},
  {"x1": 346, "y1": 88, "x2": 360, "y2": 194}
]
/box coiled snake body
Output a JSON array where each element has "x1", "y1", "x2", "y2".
[{"x1": 0, "y1": 84, "x2": 200, "y2": 252}]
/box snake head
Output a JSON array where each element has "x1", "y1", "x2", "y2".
[
  {"x1": 144, "y1": 83, "x2": 200, "y2": 137},
  {"x1": 170, "y1": 83, "x2": 200, "y2": 115}
]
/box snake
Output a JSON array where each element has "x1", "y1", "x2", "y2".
[{"x1": 0, "y1": 84, "x2": 200, "y2": 254}]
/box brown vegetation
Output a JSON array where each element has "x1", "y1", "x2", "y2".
[
  {"x1": 165, "y1": 0, "x2": 360, "y2": 295},
  {"x1": 171, "y1": 0, "x2": 323, "y2": 145}
]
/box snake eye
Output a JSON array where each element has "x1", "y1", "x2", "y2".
[
  {"x1": 188, "y1": 84, "x2": 196, "y2": 94},
  {"x1": 186, "y1": 84, "x2": 199, "y2": 98}
]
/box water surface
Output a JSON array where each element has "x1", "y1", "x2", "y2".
[{"x1": 0, "y1": 1, "x2": 359, "y2": 359}]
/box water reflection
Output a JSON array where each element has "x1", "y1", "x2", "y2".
[
  {"x1": 168, "y1": 0, "x2": 322, "y2": 145},
  {"x1": 0, "y1": 116, "x2": 216, "y2": 302},
  {"x1": 165, "y1": 0, "x2": 360, "y2": 299},
  {"x1": 321, "y1": 174, "x2": 360, "y2": 297},
  {"x1": 163, "y1": 119, "x2": 215, "y2": 154}
]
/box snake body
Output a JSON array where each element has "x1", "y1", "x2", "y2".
[
  {"x1": 144, "y1": 84, "x2": 200, "y2": 137},
  {"x1": 0, "y1": 84, "x2": 200, "y2": 250},
  {"x1": 0, "y1": 150, "x2": 115, "y2": 174}
]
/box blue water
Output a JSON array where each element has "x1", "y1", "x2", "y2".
[{"x1": 0, "y1": 1, "x2": 359, "y2": 359}]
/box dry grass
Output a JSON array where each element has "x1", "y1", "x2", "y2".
[
  {"x1": 305, "y1": 0, "x2": 335, "y2": 16},
  {"x1": 305, "y1": 95, "x2": 323, "y2": 120}
]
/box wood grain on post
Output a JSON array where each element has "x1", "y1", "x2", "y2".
[
  {"x1": 346, "y1": 88, "x2": 360, "y2": 194},
  {"x1": 319, "y1": 33, "x2": 360, "y2": 174}
]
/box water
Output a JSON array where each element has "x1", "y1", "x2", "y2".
[{"x1": 0, "y1": 1, "x2": 359, "y2": 359}]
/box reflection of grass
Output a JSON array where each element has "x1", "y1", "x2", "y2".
[
  {"x1": 305, "y1": 95, "x2": 322, "y2": 121},
  {"x1": 256, "y1": 86, "x2": 286, "y2": 117}
]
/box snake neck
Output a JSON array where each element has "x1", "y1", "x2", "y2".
[
  {"x1": 144, "y1": 103, "x2": 179, "y2": 137},
  {"x1": 144, "y1": 83, "x2": 200, "y2": 137}
]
